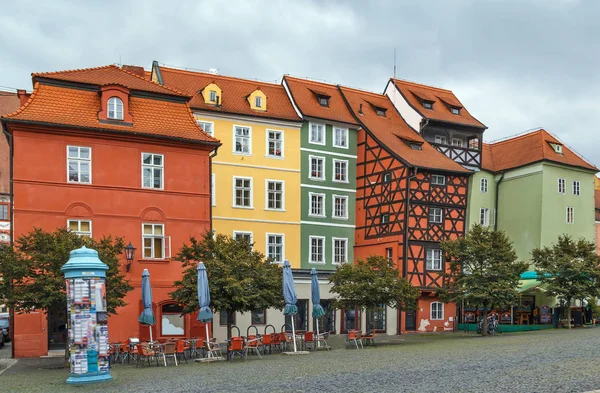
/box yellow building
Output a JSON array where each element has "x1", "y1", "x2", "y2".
[{"x1": 152, "y1": 64, "x2": 303, "y2": 267}]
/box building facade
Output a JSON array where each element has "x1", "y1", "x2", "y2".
[
  {"x1": 595, "y1": 177, "x2": 600, "y2": 255},
  {"x1": 1, "y1": 65, "x2": 219, "y2": 357}
]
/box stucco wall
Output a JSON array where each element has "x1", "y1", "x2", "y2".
[{"x1": 466, "y1": 169, "x2": 497, "y2": 231}]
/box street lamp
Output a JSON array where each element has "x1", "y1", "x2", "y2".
[{"x1": 124, "y1": 242, "x2": 136, "y2": 272}]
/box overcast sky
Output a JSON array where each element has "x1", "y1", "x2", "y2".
[{"x1": 1, "y1": 0, "x2": 598, "y2": 168}]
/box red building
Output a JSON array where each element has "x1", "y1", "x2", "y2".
[
  {"x1": 338, "y1": 85, "x2": 471, "y2": 333},
  {"x1": 1, "y1": 65, "x2": 219, "y2": 357}
]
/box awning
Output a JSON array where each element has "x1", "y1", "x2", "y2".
[{"x1": 518, "y1": 280, "x2": 546, "y2": 293}]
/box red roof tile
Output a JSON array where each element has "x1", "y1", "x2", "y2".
[
  {"x1": 283, "y1": 76, "x2": 358, "y2": 126},
  {"x1": 2, "y1": 82, "x2": 218, "y2": 144},
  {"x1": 157, "y1": 66, "x2": 301, "y2": 122},
  {"x1": 482, "y1": 129, "x2": 597, "y2": 172},
  {"x1": 0, "y1": 91, "x2": 20, "y2": 116},
  {"x1": 391, "y1": 79, "x2": 486, "y2": 129},
  {"x1": 33, "y1": 65, "x2": 187, "y2": 97},
  {"x1": 339, "y1": 86, "x2": 470, "y2": 173}
]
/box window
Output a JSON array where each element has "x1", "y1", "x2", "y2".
[
  {"x1": 558, "y1": 178, "x2": 565, "y2": 194},
  {"x1": 566, "y1": 206, "x2": 574, "y2": 224},
  {"x1": 366, "y1": 304, "x2": 386, "y2": 332},
  {"x1": 381, "y1": 213, "x2": 390, "y2": 224},
  {"x1": 573, "y1": 181, "x2": 580, "y2": 196},
  {"x1": 209, "y1": 90, "x2": 217, "y2": 102},
  {"x1": 68, "y1": 220, "x2": 92, "y2": 238},
  {"x1": 342, "y1": 307, "x2": 361, "y2": 333},
  {"x1": 211, "y1": 174, "x2": 216, "y2": 206},
  {"x1": 383, "y1": 172, "x2": 392, "y2": 183},
  {"x1": 219, "y1": 311, "x2": 235, "y2": 326},
  {"x1": 266, "y1": 234, "x2": 284, "y2": 263},
  {"x1": 333, "y1": 195, "x2": 348, "y2": 219},
  {"x1": 314, "y1": 299, "x2": 336, "y2": 334},
  {"x1": 234, "y1": 126, "x2": 251, "y2": 154},
  {"x1": 450, "y1": 107, "x2": 460, "y2": 115},
  {"x1": 309, "y1": 156, "x2": 325, "y2": 180},
  {"x1": 385, "y1": 248, "x2": 393, "y2": 262},
  {"x1": 309, "y1": 192, "x2": 325, "y2": 217},
  {"x1": 318, "y1": 96, "x2": 329, "y2": 107},
  {"x1": 309, "y1": 236, "x2": 325, "y2": 264},
  {"x1": 251, "y1": 309, "x2": 266, "y2": 325},
  {"x1": 142, "y1": 153, "x2": 163, "y2": 189},
  {"x1": 375, "y1": 107, "x2": 386, "y2": 117},
  {"x1": 255, "y1": 96, "x2": 262, "y2": 108},
  {"x1": 480, "y1": 178, "x2": 488, "y2": 193},
  {"x1": 333, "y1": 127, "x2": 348, "y2": 148},
  {"x1": 468, "y1": 138, "x2": 479, "y2": 150},
  {"x1": 426, "y1": 249, "x2": 443, "y2": 271},
  {"x1": 285, "y1": 299, "x2": 308, "y2": 331},
  {"x1": 480, "y1": 208, "x2": 490, "y2": 226},
  {"x1": 234, "y1": 231, "x2": 253, "y2": 244},
  {"x1": 333, "y1": 238, "x2": 348, "y2": 264},
  {"x1": 267, "y1": 130, "x2": 283, "y2": 157},
  {"x1": 67, "y1": 146, "x2": 91, "y2": 184},
  {"x1": 423, "y1": 101, "x2": 433, "y2": 109},
  {"x1": 143, "y1": 223, "x2": 166, "y2": 259},
  {"x1": 161, "y1": 304, "x2": 184, "y2": 335},
  {"x1": 233, "y1": 177, "x2": 252, "y2": 208},
  {"x1": 431, "y1": 302, "x2": 444, "y2": 320},
  {"x1": 429, "y1": 207, "x2": 443, "y2": 224},
  {"x1": 451, "y1": 138, "x2": 463, "y2": 147},
  {"x1": 333, "y1": 159, "x2": 348, "y2": 182},
  {"x1": 107, "y1": 97, "x2": 123, "y2": 120},
  {"x1": 434, "y1": 135, "x2": 447, "y2": 144},
  {"x1": 410, "y1": 143, "x2": 422, "y2": 151},
  {"x1": 197, "y1": 120, "x2": 214, "y2": 137},
  {"x1": 0, "y1": 204, "x2": 7, "y2": 221},
  {"x1": 431, "y1": 175, "x2": 445, "y2": 186},
  {"x1": 309, "y1": 123, "x2": 325, "y2": 145},
  {"x1": 266, "y1": 180, "x2": 284, "y2": 210}
]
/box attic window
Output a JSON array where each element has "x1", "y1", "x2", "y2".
[
  {"x1": 318, "y1": 96, "x2": 329, "y2": 107},
  {"x1": 410, "y1": 143, "x2": 422, "y2": 151},
  {"x1": 375, "y1": 107, "x2": 386, "y2": 117},
  {"x1": 451, "y1": 107, "x2": 460, "y2": 115},
  {"x1": 551, "y1": 143, "x2": 563, "y2": 154},
  {"x1": 423, "y1": 101, "x2": 433, "y2": 110},
  {"x1": 209, "y1": 90, "x2": 217, "y2": 102},
  {"x1": 255, "y1": 96, "x2": 263, "y2": 108},
  {"x1": 107, "y1": 97, "x2": 124, "y2": 120}
]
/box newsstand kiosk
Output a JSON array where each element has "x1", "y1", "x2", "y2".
[{"x1": 61, "y1": 246, "x2": 112, "y2": 384}]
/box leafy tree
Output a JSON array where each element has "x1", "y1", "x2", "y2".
[
  {"x1": 440, "y1": 224, "x2": 527, "y2": 336},
  {"x1": 532, "y1": 235, "x2": 600, "y2": 328},
  {"x1": 170, "y1": 231, "x2": 284, "y2": 345},
  {"x1": 329, "y1": 255, "x2": 420, "y2": 332}
]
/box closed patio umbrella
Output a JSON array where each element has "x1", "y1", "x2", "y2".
[
  {"x1": 311, "y1": 268, "x2": 325, "y2": 345},
  {"x1": 138, "y1": 269, "x2": 155, "y2": 342},
  {"x1": 282, "y1": 260, "x2": 298, "y2": 352},
  {"x1": 197, "y1": 262, "x2": 214, "y2": 357}
]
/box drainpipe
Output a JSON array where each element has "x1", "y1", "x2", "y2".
[
  {"x1": 209, "y1": 147, "x2": 219, "y2": 233},
  {"x1": 2, "y1": 122, "x2": 14, "y2": 359},
  {"x1": 494, "y1": 173, "x2": 504, "y2": 231}
]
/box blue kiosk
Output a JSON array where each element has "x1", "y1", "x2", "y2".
[{"x1": 61, "y1": 246, "x2": 112, "y2": 384}]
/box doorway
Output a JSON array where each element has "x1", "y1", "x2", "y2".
[{"x1": 405, "y1": 310, "x2": 417, "y2": 331}]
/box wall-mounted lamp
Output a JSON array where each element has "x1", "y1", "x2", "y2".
[{"x1": 124, "y1": 242, "x2": 136, "y2": 272}]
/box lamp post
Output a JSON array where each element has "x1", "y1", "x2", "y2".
[{"x1": 125, "y1": 242, "x2": 136, "y2": 272}]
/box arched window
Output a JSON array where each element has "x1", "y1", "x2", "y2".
[
  {"x1": 161, "y1": 303, "x2": 184, "y2": 336},
  {"x1": 107, "y1": 97, "x2": 124, "y2": 120},
  {"x1": 480, "y1": 178, "x2": 488, "y2": 193},
  {"x1": 431, "y1": 302, "x2": 444, "y2": 320}
]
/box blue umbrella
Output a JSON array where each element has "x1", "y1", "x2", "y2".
[
  {"x1": 311, "y1": 268, "x2": 325, "y2": 344},
  {"x1": 197, "y1": 262, "x2": 214, "y2": 355},
  {"x1": 138, "y1": 269, "x2": 155, "y2": 342},
  {"x1": 282, "y1": 260, "x2": 298, "y2": 352}
]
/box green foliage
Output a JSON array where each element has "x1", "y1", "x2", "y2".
[
  {"x1": 170, "y1": 231, "x2": 284, "y2": 317},
  {"x1": 440, "y1": 224, "x2": 527, "y2": 313},
  {"x1": 587, "y1": 297, "x2": 600, "y2": 321},
  {"x1": 0, "y1": 228, "x2": 132, "y2": 314},
  {"x1": 328, "y1": 255, "x2": 420, "y2": 312}
]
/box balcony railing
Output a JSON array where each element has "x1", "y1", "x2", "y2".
[{"x1": 431, "y1": 143, "x2": 481, "y2": 167}]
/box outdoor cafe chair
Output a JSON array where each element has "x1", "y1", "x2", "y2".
[
  {"x1": 136, "y1": 343, "x2": 159, "y2": 367},
  {"x1": 175, "y1": 340, "x2": 188, "y2": 364},
  {"x1": 362, "y1": 331, "x2": 376, "y2": 347},
  {"x1": 206, "y1": 338, "x2": 223, "y2": 358},
  {"x1": 243, "y1": 337, "x2": 262, "y2": 359},
  {"x1": 160, "y1": 342, "x2": 178, "y2": 367},
  {"x1": 303, "y1": 331, "x2": 316, "y2": 351},
  {"x1": 228, "y1": 337, "x2": 244, "y2": 361},
  {"x1": 316, "y1": 332, "x2": 331, "y2": 350},
  {"x1": 261, "y1": 333, "x2": 275, "y2": 354},
  {"x1": 346, "y1": 330, "x2": 364, "y2": 349}
]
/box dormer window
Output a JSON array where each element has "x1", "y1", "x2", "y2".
[
  {"x1": 423, "y1": 101, "x2": 433, "y2": 109},
  {"x1": 209, "y1": 90, "x2": 217, "y2": 102},
  {"x1": 451, "y1": 107, "x2": 460, "y2": 115},
  {"x1": 410, "y1": 143, "x2": 422, "y2": 151},
  {"x1": 318, "y1": 96, "x2": 329, "y2": 107},
  {"x1": 555, "y1": 145, "x2": 562, "y2": 154},
  {"x1": 107, "y1": 97, "x2": 123, "y2": 120},
  {"x1": 255, "y1": 96, "x2": 262, "y2": 108},
  {"x1": 375, "y1": 107, "x2": 386, "y2": 117}
]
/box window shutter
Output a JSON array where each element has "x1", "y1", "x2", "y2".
[{"x1": 164, "y1": 236, "x2": 171, "y2": 259}]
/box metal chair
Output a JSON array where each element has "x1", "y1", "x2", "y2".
[
  {"x1": 243, "y1": 337, "x2": 262, "y2": 359},
  {"x1": 160, "y1": 342, "x2": 178, "y2": 367},
  {"x1": 175, "y1": 340, "x2": 188, "y2": 364},
  {"x1": 228, "y1": 338, "x2": 244, "y2": 361}
]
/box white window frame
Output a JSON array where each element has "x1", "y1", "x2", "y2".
[
  {"x1": 333, "y1": 127, "x2": 349, "y2": 149},
  {"x1": 67, "y1": 219, "x2": 92, "y2": 238},
  {"x1": 309, "y1": 236, "x2": 326, "y2": 264},
  {"x1": 558, "y1": 178, "x2": 565, "y2": 194},
  {"x1": 67, "y1": 145, "x2": 92, "y2": 184},
  {"x1": 431, "y1": 175, "x2": 445, "y2": 186},
  {"x1": 196, "y1": 120, "x2": 215, "y2": 137},
  {"x1": 233, "y1": 125, "x2": 252, "y2": 155},
  {"x1": 255, "y1": 96, "x2": 263, "y2": 108},
  {"x1": 209, "y1": 90, "x2": 217, "y2": 102},
  {"x1": 332, "y1": 195, "x2": 348, "y2": 220},
  {"x1": 431, "y1": 302, "x2": 444, "y2": 320},
  {"x1": 308, "y1": 192, "x2": 326, "y2": 217},
  {"x1": 386, "y1": 248, "x2": 393, "y2": 262},
  {"x1": 233, "y1": 176, "x2": 253, "y2": 209},
  {"x1": 381, "y1": 213, "x2": 390, "y2": 224},
  {"x1": 426, "y1": 249, "x2": 442, "y2": 271},
  {"x1": 573, "y1": 181, "x2": 580, "y2": 196},
  {"x1": 266, "y1": 129, "x2": 284, "y2": 158},
  {"x1": 451, "y1": 138, "x2": 463, "y2": 147},
  {"x1": 451, "y1": 107, "x2": 460, "y2": 115},
  {"x1": 211, "y1": 174, "x2": 216, "y2": 206},
  {"x1": 265, "y1": 180, "x2": 285, "y2": 211},
  {"x1": 434, "y1": 135, "x2": 447, "y2": 144},
  {"x1": 141, "y1": 152, "x2": 164, "y2": 190},
  {"x1": 332, "y1": 237, "x2": 348, "y2": 265},
  {"x1": 480, "y1": 178, "x2": 488, "y2": 193},
  {"x1": 480, "y1": 208, "x2": 490, "y2": 226},
  {"x1": 309, "y1": 155, "x2": 326, "y2": 181},
  {"x1": 332, "y1": 159, "x2": 349, "y2": 183},
  {"x1": 566, "y1": 206, "x2": 574, "y2": 224},
  {"x1": 142, "y1": 223, "x2": 169, "y2": 260},
  {"x1": 107, "y1": 97, "x2": 124, "y2": 120},
  {"x1": 266, "y1": 233, "x2": 284, "y2": 264},
  {"x1": 309, "y1": 122, "x2": 326, "y2": 146},
  {"x1": 233, "y1": 231, "x2": 253, "y2": 246},
  {"x1": 383, "y1": 172, "x2": 392, "y2": 183},
  {"x1": 429, "y1": 207, "x2": 443, "y2": 224}
]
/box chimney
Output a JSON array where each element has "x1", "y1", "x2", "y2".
[
  {"x1": 17, "y1": 90, "x2": 31, "y2": 107},
  {"x1": 122, "y1": 65, "x2": 147, "y2": 78}
]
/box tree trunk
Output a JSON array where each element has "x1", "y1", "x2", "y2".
[
  {"x1": 566, "y1": 298, "x2": 572, "y2": 329},
  {"x1": 481, "y1": 309, "x2": 489, "y2": 336},
  {"x1": 226, "y1": 309, "x2": 233, "y2": 359}
]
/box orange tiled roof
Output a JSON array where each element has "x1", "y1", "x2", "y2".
[
  {"x1": 156, "y1": 66, "x2": 301, "y2": 122},
  {"x1": 482, "y1": 129, "x2": 597, "y2": 172},
  {"x1": 391, "y1": 79, "x2": 486, "y2": 129},
  {"x1": 283, "y1": 76, "x2": 359, "y2": 126},
  {"x1": 339, "y1": 86, "x2": 470, "y2": 173},
  {"x1": 33, "y1": 65, "x2": 188, "y2": 97},
  {"x1": 2, "y1": 82, "x2": 219, "y2": 144},
  {"x1": 0, "y1": 91, "x2": 20, "y2": 116}
]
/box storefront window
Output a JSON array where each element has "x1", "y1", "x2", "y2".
[
  {"x1": 342, "y1": 306, "x2": 361, "y2": 333},
  {"x1": 161, "y1": 303, "x2": 184, "y2": 336},
  {"x1": 366, "y1": 304, "x2": 386, "y2": 332},
  {"x1": 313, "y1": 299, "x2": 336, "y2": 334},
  {"x1": 285, "y1": 299, "x2": 308, "y2": 331},
  {"x1": 251, "y1": 309, "x2": 266, "y2": 325},
  {"x1": 219, "y1": 311, "x2": 235, "y2": 326}
]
